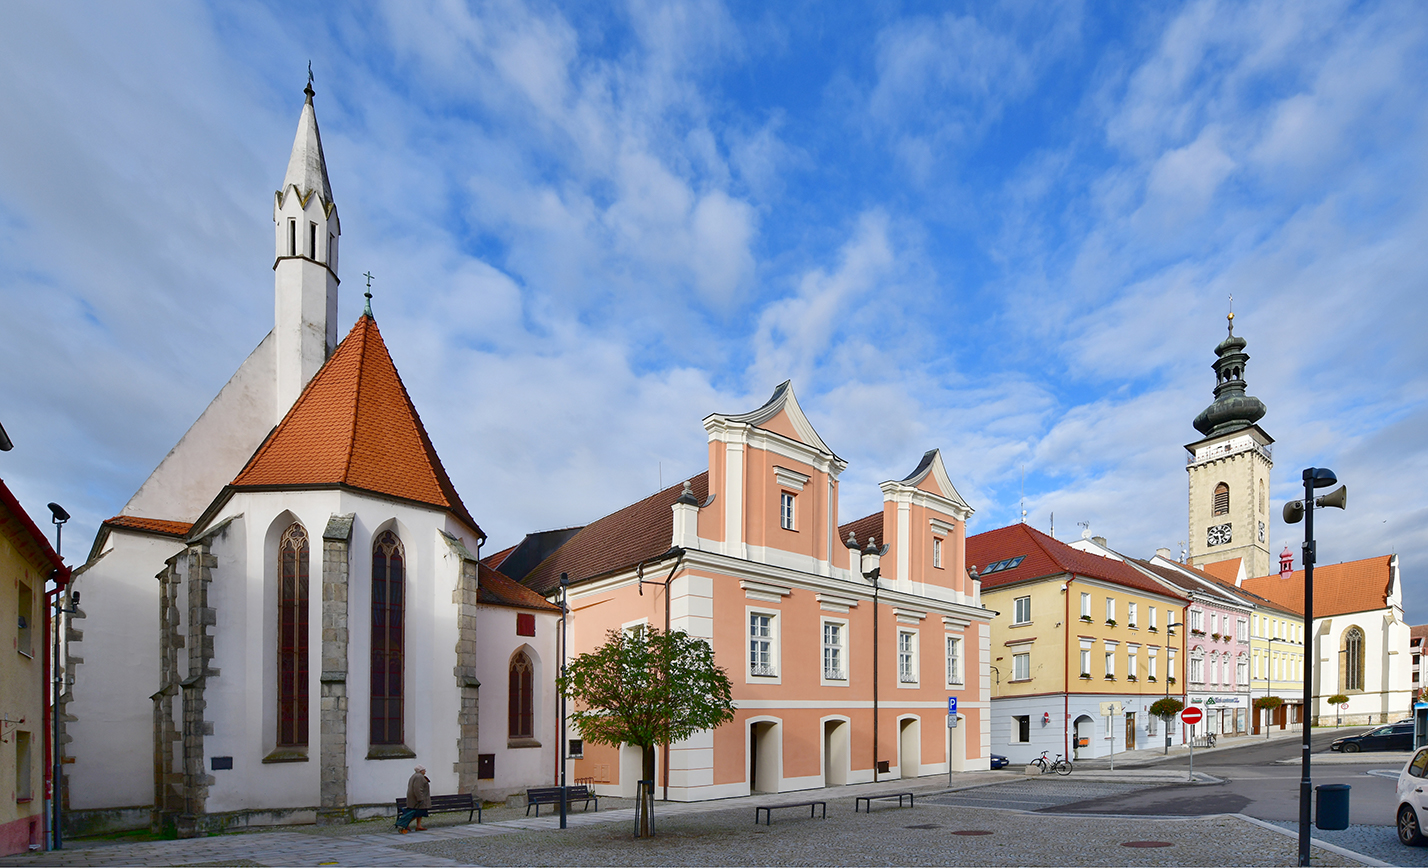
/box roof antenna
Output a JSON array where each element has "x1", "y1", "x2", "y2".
[
  {"x1": 363, "y1": 271, "x2": 374, "y2": 317},
  {"x1": 1078, "y1": 520, "x2": 1091, "y2": 540}
]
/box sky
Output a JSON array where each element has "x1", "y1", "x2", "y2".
[{"x1": 1, "y1": 1, "x2": 1425, "y2": 622}]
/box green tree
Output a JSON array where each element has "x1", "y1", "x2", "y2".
[
  {"x1": 558, "y1": 626, "x2": 735, "y2": 837},
  {"x1": 1149, "y1": 697, "x2": 1184, "y2": 720}
]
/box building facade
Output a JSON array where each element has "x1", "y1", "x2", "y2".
[
  {"x1": 0, "y1": 481, "x2": 65, "y2": 855},
  {"x1": 974, "y1": 524, "x2": 1189, "y2": 764},
  {"x1": 500, "y1": 384, "x2": 995, "y2": 800},
  {"x1": 64, "y1": 84, "x2": 560, "y2": 837}
]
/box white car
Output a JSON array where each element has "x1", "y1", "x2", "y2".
[{"x1": 1396, "y1": 747, "x2": 1428, "y2": 845}]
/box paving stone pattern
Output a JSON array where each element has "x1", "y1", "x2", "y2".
[{"x1": 923, "y1": 780, "x2": 1155, "y2": 812}]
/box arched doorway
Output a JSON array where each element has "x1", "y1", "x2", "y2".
[
  {"x1": 898, "y1": 717, "x2": 920, "y2": 779},
  {"x1": 749, "y1": 720, "x2": 780, "y2": 793},
  {"x1": 1073, "y1": 715, "x2": 1094, "y2": 760},
  {"x1": 822, "y1": 719, "x2": 849, "y2": 787}
]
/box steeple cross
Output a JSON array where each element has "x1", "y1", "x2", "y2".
[
  {"x1": 363, "y1": 271, "x2": 374, "y2": 317},
  {"x1": 308, "y1": 61, "x2": 314, "y2": 88}
]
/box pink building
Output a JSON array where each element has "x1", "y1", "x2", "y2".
[{"x1": 498, "y1": 382, "x2": 994, "y2": 799}]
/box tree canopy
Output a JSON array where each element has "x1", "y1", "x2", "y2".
[
  {"x1": 558, "y1": 626, "x2": 736, "y2": 751},
  {"x1": 1149, "y1": 697, "x2": 1184, "y2": 719}
]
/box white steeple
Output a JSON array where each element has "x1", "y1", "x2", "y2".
[{"x1": 273, "y1": 79, "x2": 340, "y2": 420}]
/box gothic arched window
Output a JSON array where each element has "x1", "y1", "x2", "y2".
[
  {"x1": 371, "y1": 530, "x2": 405, "y2": 745},
  {"x1": 509, "y1": 651, "x2": 534, "y2": 739},
  {"x1": 278, "y1": 523, "x2": 310, "y2": 747},
  {"x1": 1342, "y1": 627, "x2": 1365, "y2": 692},
  {"x1": 1213, "y1": 483, "x2": 1230, "y2": 516}
]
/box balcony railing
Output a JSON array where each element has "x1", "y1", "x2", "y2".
[
  {"x1": 824, "y1": 667, "x2": 845, "y2": 681},
  {"x1": 750, "y1": 664, "x2": 777, "y2": 677}
]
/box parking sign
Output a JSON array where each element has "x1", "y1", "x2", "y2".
[{"x1": 948, "y1": 696, "x2": 957, "y2": 715}]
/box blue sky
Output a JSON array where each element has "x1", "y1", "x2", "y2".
[{"x1": 2, "y1": 1, "x2": 1425, "y2": 620}]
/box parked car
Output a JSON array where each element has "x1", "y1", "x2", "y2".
[
  {"x1": 1331, "y1": 721, "x2": 1414, "y2": 753},
  {"x1": 1396, "y1": 747, "x2": 1428, "y2": 845},
  {"x1": 990, "y1": 754, "x2": 1009, "y2": 769}
]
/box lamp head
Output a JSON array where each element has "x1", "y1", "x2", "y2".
[
  {"x1": 1305, "y1": 467, "x2": 1338, "y2": 489},
  {"x1": 47, "y1": 503, "x2": 69, "y2": 524}
]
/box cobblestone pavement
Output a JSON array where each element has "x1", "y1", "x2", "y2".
[{"x1": 0, "y1": 774, "x2": 1382, "y2": 867}]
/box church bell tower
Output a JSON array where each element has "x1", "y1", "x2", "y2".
[
  {"x1": 1186, "y1": 313, "x2": 1273, "y2": 578},
  {"x1": 273, "y1": 78, "x2": 340, "y2": 420}
]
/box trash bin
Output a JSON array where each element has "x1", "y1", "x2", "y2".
[{"x1": 1316, "y1": 783, "x2": 1351, "y2": 830}]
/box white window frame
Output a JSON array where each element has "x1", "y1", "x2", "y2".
[
  {"x1": 821, "y1": 618, "x2": 848, "y2": 686},
  {"x1": 1012, "y1": 652, "x2": 1030, "y2": 681},
  {"x1": 1013, "y1": 596, "x2": 1032, "y2": 625},
  {"x1": 1080, "y1": 592, "x2": 1091, "y2": 619},
  {"x1": 1012, "y1": 714, "x2": 1031, "y2": 744},
  {"x1": 1237, "y1": 618, "x2": 1248, "y2": 643},
  {"x1": 1104, "y1": 650, "x2": 1116, "y2": 679},
  {"x1": 1079, "y1": 648, "x2": 1091, "y2": 677},
  {"x1": 1237, "y1": 659, "x2": 1249, "y2": 686},
  {"x1": 932, "y1": 536, "x2": 943, "y2": 569},
  {"x1": 1149, "y1": 606, "x2": 1157, "y2": 630},
  {"x1": 945, "y1": 635, "x2": 963, "y2": 686},
  {"x1": 1128, "y1": 602, "x2": 1138, "y2": 629},
  {"x1": 1148, "y1": 647, "x2": 1158, "y2": 680},
  {"x1": 779, "y1": 492, "x2": 795, "y2": 531},
  {"x1": 1105, "y1": 598, "x2": 1116, "y2": 623},
  {"x1": 1190, "y1": 609, "x2": 1204, "y2": 632},
  {"x1": 898, "y1": 629, "x2": 919, "y2": 686},
  {"x1": 1126, "y1": 644, "x2": 1139, "y2": 680},
  {"x1": 1169, "y1": 648, "x2": 1177, "y2": 682},
  {"x1": 1190, "y1": 656, "x2": 1205, "y2": 684},
  {"x1": 746, "y1": 609, "x2": 780, "y2": 684}
]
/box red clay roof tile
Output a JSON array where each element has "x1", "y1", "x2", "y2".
[
  {"x1": 105, "y1": 515, "x2": 194, "y2": 538},
  {"x1": 231, "y1": 315, "x2": 480, "y2": 535},
  {"x1": 479, "y1": 563, "x2": 560, "y2": 611},
  {"x1": 967, "y1": 523, "x2": 1188, "y2": 602},
  {"x1": 1238, "y1": 556, "x2": 1395, "y2": 618}
]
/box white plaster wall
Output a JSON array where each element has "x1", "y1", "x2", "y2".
[
  {"x1": 473, "y1": 605, "x2": 559, "y2": 800},
  {"x1": 990, "y1": 694, "x2": 1186, "y2": 765},
  {"x1": 124, "y1": 335, "x2": 277, "y2": 524},
  {"x1": 67, "y1": 532, "x2": 183, "y2": 810}
]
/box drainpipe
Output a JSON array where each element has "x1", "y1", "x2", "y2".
[{"x1": 1065, "y1": 576, "x2": 1073, "y2": 761}]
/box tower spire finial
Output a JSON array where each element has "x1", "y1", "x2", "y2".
[
  {"x1": 305, "y1": 61, "x2": 315, "y2": 103},
  {"x1": 363, "y1": 271, "x2": 374, "y2": 317},
  {"x1": 1227, "y1": 293, "x2": 1235, "y2": 335}
]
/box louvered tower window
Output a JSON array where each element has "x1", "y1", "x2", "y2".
[
  {"x1": 1213, "y1": 483, "x2": 1230, "y2": 516},
  {"x1": 277, "y1": 523, "x2": 310, "y2": 747},
  {"x1": 371, "y1": 530, "x2": 405, "y2": 745}
]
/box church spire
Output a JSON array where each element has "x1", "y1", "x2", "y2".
[
  {"x1": 281, "y1": 73, "x2": 333, "y2": 208},
  {"x1": 1192, "y1": 311, "x2": 1267, "y2": 438}
]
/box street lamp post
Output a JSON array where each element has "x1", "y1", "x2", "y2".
[
  {"x1": 1284, "y1": 467, "x2": 1346, "y2": 868},
  {"x1": 47, "y1": 503, "x2": 69, "y2": 852},
  {"x1": 558, "y1": 572, "x2": 569, "y2": 830},
  {"x1": 1164, "y1": 623, "x2": 1183, "y2": 755},
  {"x1": 845, "y1": 533, "x2": 886, "y2": 783}
]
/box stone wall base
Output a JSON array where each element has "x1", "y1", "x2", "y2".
[
  {"x1": 65, "y1": 802, "x2": 411, "y2": 838},
  {"x1": 63, "y1": 806, "x2": 151, "y2": 838},
  {"x1": 1313, "y1": 712, "x2": 1402, "y2": 727}
]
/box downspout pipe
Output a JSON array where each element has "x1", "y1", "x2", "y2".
[{"x1": 1065, "y1": 576, "x2": 1073, "y2": 762}]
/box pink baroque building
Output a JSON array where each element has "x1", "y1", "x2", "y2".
[{"x1": 499, "y1": 382, "x2": 994, "y2": 800}]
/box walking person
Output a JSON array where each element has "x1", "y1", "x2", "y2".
[{"x1": 396, "y1": 765, "x2": 431, "y2": 833}]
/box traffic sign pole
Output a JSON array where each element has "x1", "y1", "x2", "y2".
[{"x1": 1180, "y1": 706, "x2": 1204, "y2": 782}]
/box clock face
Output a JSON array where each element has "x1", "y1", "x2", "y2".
[
  {"x1": 1207, "y1": 523, "x2": 1232, "y2": 546},
  {"x1": 1258, "y1": 521, "x2": 1266, "y2": 543}
]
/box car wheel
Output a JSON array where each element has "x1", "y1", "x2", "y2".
[
  {"x1": 1400, "y1": 805, "x2": 1426, "y2": 846},
  {"x1": 1343, "y1": 743, "x2": 1360, "y2": 753}
]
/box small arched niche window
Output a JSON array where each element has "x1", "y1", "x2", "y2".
[
  {"x1": 371, "y1": 530, "x2": 405, "y2": 746},
  {"x1": 277, "y1": 523, "x2": 310, "y2": 747},
  {"x1": 1213, "y1": 483, "x2": 1230, "y2": 516},
  {"x1": 1342, "y1": 627, "x2": 1365, "y2": 692},
  {"x1": 509, "y1": 651, "x2": 534, "y2": 739}
]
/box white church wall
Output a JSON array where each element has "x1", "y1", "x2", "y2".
[
  {"x1": 67, "y1": 532, "x2": 183, "y2": 811},
  {"x1": 473, "y1": 613, "x2": 560, "y2": 800}
]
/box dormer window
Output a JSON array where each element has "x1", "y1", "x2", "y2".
[{"x1": 780, "y1": 492, "x2": 795, "y2": 530}]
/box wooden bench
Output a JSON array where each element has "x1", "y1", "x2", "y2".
[
  {"x1": 754, "y1": 800, "x2": 827, "y2": 825},
  {"x1": 526, "y1": 785, "x2": 599, "y2": 816},
  {"x1": 855, "y1": 792, "x2": 915, "y2": 812},
  {"x1": 395, "y1": 793, "x2": 480, "y2": 824}
]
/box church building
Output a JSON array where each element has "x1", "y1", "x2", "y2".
[{"x1": 63, "y1": 83, "x2": 560, "y2": 837}]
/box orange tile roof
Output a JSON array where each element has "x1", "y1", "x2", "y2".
[
  {"x1": 1238, "y1": 555, "x2": 1395, "y2": 618},
  {"x1": 838, "y1": 512, "x2": 884, "y2": 550},
  {"x1": 232, "y1": 315, "x2": 480, "y2": 535},
  {"x1": 521, "y1": 473, "x2": 708, "y2": 595},
  {"x1": 967, "y1": 523, "x2": 1188, "y2": 602},
  {"x1": 105, "y1": 515, "x2": 194, "y2": 538},
  {"x1": 1411, "y1": 624, "x2": 1428, "y2": 643},
  {"x1": 1199, "y1": 558, "x2": 1242, "y2": 583},
  {"x1": 0, "y1": 478, "x2": 67, "y2": 579},
  {"x1": 479, "y1": 563, "x2": 560, "y2": 611}
]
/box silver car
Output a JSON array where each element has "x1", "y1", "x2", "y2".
[{"x1": 1396, "y1": 746, "x2": 1428, "y2": 845}]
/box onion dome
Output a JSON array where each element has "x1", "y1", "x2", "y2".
[{"x1": 1192, "y1": 312, "x2": 1267, "y2": 437}]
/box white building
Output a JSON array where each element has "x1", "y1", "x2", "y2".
[{"x1": 64, "y1": 83, "x2": 559, "y2": 837}]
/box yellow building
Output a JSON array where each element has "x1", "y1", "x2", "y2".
[
  {"x1": 970, "y1": 524, "x2": 1188, "y2": 763},
  {"x1": 1, "y1": 480, "x2": 66, "y2": 855}
]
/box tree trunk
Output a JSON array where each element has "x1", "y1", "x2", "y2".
[{"x1": 637, "y1": 744, "x2": 656, "y2": 838}]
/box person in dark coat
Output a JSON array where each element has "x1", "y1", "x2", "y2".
[{"x1": 396, "y1": 765, "x2": 431, "y2": 832}]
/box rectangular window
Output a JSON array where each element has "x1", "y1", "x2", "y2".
[
  {"x1": 933, "y1": 537, "x2": 942, "y2": 568},
  {"x1": 780, "y1": 492, "x2": 795, "y2": 530},
  {"x1": 328, "y1": 232, "x2": 335, "y2": 266},
  {"x1": 1237, "y1": 660, "x2": 1248, "y2": 686},
  {"x1": 1190, "y1": 657, "x2": 1204, "y2": 683},
  {"x1": 1128, "y1": 602, "x2": 1138, "y2": 628},
  {"x1": 1013, "y1": 652, "x2": 1030, "y2": 681},
  {"x1": 1080, "y1": 592, "x2": 1091, "y2": 619},
  {"x1": 1127, "y1": 648, "x2": 1138, "y2": 680},
  {"x1": 823, "y1": 622, "x2": 845, "y2": 680},
  {"x1": 898, "y1": 632, "x2": 917, "y2": 683},
  {"x1": 1079, "y1": 649, "x2": 1091, "y2": 676},
  {"x1": 1149, "y1": 649, "x2": 1158, "y2": 680},
  {"x1": 1190, "y1": 609, "x2": 1204, "y2": 631},
  {"x1": 516, "y1": 613, "x2": 536, "y2": 636},
  {"x1": 1013, "y1": 596, "x2": 1031, "y2": 625},
  {"x1": 1104, "y1": 651, "x2": 1115, "y2": 678},
  {"x1": 309, "y1": 221, "x2": 317, "y2": 258},
  {"x1": 1013, "y1": 715, "x2": 1030, "y2": 743},
  {"x1": 1236, "y1": 619, "x2": 1248, "y2": 643},
  {"x1": 17, "y1": 581, "x2": 33, "y2": 656},
  {"x1": 1105, "y1": 598, "x2": 1116, "y2": 623},
  {"x1": 16, "y1": 730, "x2": 32, "y2": 801},
  {"x1": 1169, "y1": 649, "x2": 1177, "y2": 681},
  {"x1": 1149, "y1": 606, "x2": 1157, "y2": 630},
  {"x1": 750, "y1": 614, "x2": 775, "y2": 676},
  {"x1": 288, "y1": 218, "x2": 297, "y2": 256},
  {"x1": 945, "y1": 636, "x2": 962, "y2": 684}
]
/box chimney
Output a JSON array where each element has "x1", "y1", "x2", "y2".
[
  {"x1": 1279, "y1": 546, "x2": 1294, "y2": 578},
  {"x1": 1092, "y1": 536, "x2": 1108, "y2": 548}
]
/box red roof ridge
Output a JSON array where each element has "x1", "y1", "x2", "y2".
[{"x1": 105, "y1": 515, "x2": 194, "y2": 538}]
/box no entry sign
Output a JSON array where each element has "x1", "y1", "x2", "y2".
[{"x1": 1181, "y1": 706, "x2": 1204, "y2": 725}]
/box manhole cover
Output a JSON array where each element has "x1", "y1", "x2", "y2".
[
  {"x1": 1121, "y1": 841, "x2": 1173, "y2": 848},
  {"x1": 905, "y1": 824, "x2": 942, "y2": 830},
  {"x1": 949, "y1": 830, "x2": 993, "y2": 836}
]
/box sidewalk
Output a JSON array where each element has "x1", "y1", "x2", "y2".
[{"x1": 1073, "y1": 726, "x2": 1308, "y2": 770}]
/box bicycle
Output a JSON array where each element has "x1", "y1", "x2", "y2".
[{"x1": 1031, "y1": 751, "x2": 1073, "y2": 776}]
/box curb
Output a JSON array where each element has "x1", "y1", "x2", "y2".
[{"x1": 1231, "y1": 813, "x2": 1391, "y2": 868}]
